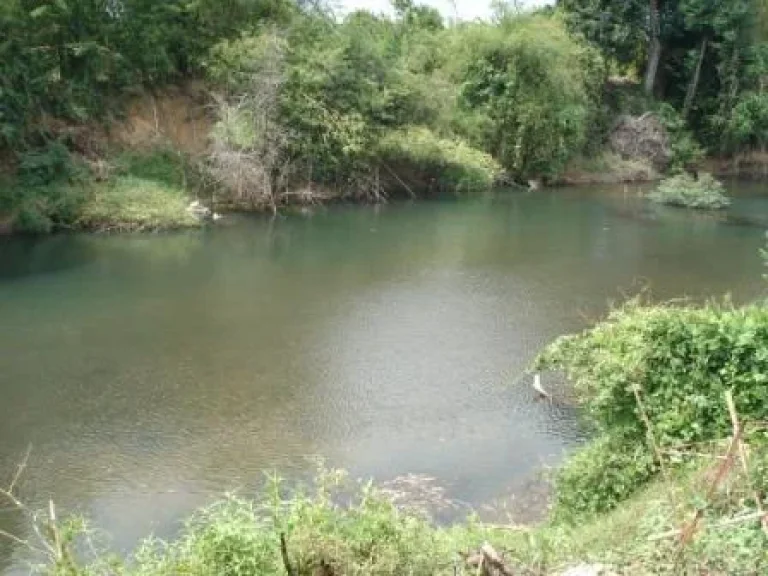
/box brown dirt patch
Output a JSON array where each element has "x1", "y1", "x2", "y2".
[{"x1": 111, "y1": 81, "x2": 213, "y2": 156}]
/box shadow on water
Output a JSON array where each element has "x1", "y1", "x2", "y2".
[{"x1": 0, "y1": 235, "x2": 94, "y2": 281}]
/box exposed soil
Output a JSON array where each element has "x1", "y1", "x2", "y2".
[{"x1": 111, "y1": 81, "x2": 213, "y2": 156}]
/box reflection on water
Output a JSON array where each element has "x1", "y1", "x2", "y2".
[{"x1": 1, "y1": 184, "x2": 766, "y2": 573}]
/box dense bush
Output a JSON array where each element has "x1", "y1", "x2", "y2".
[
  {"x1": 536, "y1": 300, "x2": 768, "y2": 515},
  {"x1": 0, "y1": 141, "x2": 88, "y2": 233},
  {"x1": 722, "y1": 91, "x2": 768, "y2": 152},
  {"x1": 536, "y1": 301, "x2": 768, "y2": 444},
  {"x1": 0, "y1": 183, "x2": 87, "y2": 234},
  {"x1": 648, "y1": 173, "x2": 730, "y2": 209},
  {"x1": 377, "y1": 128, "x2": 502, "y2": 193},
  {"x1": 451, "y1": 15, "x2": 604, "y2": 179},
  {"x1": 553, "y1": 433, "x2": 657, "y2": 518}
]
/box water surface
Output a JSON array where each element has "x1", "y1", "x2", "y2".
[{"x1": 1, "y1": 184, "x2": 766, "y2": 572}]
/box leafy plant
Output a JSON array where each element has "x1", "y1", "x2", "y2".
[
  {"x1": 537, "y1": 301, "x2": 768, "y2": 444},
  {"x1": 376, "y1": 127, "x2": 502, "y2": 193},
  {"x1": 648, "y1": 172, "x2": 730, "y2": 209},
  {"x1": 535, "y1": 299, "x2": 768, "y2": 513},
  {"x1": 453, "y1": 15, "x2": 602, "y2": 179},
  {"x1": 553, "y1": 433, "x2": 657, "y2": 519}
]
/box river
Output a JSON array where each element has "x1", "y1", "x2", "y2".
[{"x1": 0, "y1": 184, "x2": 766, "y2": 573}]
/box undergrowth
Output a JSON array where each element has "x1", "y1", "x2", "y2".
[
  {"x1": 7, "y1": 451, "x2": 767, "y2": 576},
  {"x1": 535, "y1": 299, "x2": 768, "y2": 518},
  {"x1": 0, "y1": 147, "x2": 199, "y2": 233}
]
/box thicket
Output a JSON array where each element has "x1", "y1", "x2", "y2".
[
  {"x1": 6, "y1": 0, "x2": 768, "y2": 232},
  {"x1": 203, "y1": 7, "x2": 596, "y2": 205},
  {"x1": 561, "y1": 0, "x2": 768, "y2": 158},
  {"x1": 535, "y1": 299, "x2": 768, "y2": 518}
]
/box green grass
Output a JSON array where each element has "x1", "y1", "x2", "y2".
[
  {"x1": 78, "y1": 176, "x2": 198, "y2": 232},
  {"x1": 0, "y1": 148, "x2": 200, "y2": 233}
]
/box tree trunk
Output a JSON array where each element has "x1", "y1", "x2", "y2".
[
  {"x1": 644, "y1": 0, "x2": 661, "y2": 95},
  {"x1": 683, "y1": 37, "x2": 708, "y2": 118}
]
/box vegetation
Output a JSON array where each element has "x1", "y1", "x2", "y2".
[
  {"x1": 535, "y1": 299, "x2": 768, "y2": 517},
  {"x1": 0, "y1": 147, "x2": 199, "y2": 233},
  {"x1": 2, "y1": 0, "x2": 767, "y2": 232},
  {"x1": 7, "y1": 447, "x2": 768, "y2": 575},
  {"x1": 376, "y1": 128, "x2": 502, "y2": 194},
  {"x1": 649, "y1": 172, "x2": 731, "y2": 209}
]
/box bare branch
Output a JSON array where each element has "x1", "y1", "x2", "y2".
[{"x1": 8, "y1": 443, "x2": 32, "y2": 496}]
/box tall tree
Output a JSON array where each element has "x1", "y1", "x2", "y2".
[{"x1": 645, "y1": 0, "x2": 662, "y2": 94}]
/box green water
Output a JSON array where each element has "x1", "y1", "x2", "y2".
[{"x1": 1, "y1": 184, "x2": 766, "y2": 572}]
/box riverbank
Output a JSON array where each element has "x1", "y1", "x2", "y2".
[
  {"x1": 6, "y1": 450, "x2": 766, "y2": 576},
  {"x1": 2, "y1": 144, "x2": 764, "y2": 235},
  {"x1": 0, "y1": 148, "x2": 202, "y2": 234}
]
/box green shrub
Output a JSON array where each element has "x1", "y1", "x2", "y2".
[
  {"x1": 17, "y1": 141, "x2": 80, "y2": 187},
  {"x1": 536, "y1": 300, "x2": 768, "y2": 514},
  {"x1": 654, "y1": 103, "x2": 704, "y2": 172},
  {"x1": 536, "y1": 301, "x2": 768, "y2": 446},
  {"x1": 722, "y1": 91, "x2": 768, "y2": 153},
  {"x1": 0, "y1": 182, "x2": 88, "y2": 234},
  {"x1": 451, "y1": 15, "x2": 603, "y2": 179},
  {"x1": 554, "y1": 434, "x2": 657, "y2": 519},
  {"x1": 648, "y1": 173, "x2": 730, "y2": 209},
  {"x1": 377, "y1": 127, "x2": 502, "y2": 193}
]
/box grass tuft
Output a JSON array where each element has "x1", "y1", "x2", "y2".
[{"x1": 78, "y1": 176, "x2": 198, "y2": 232}]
